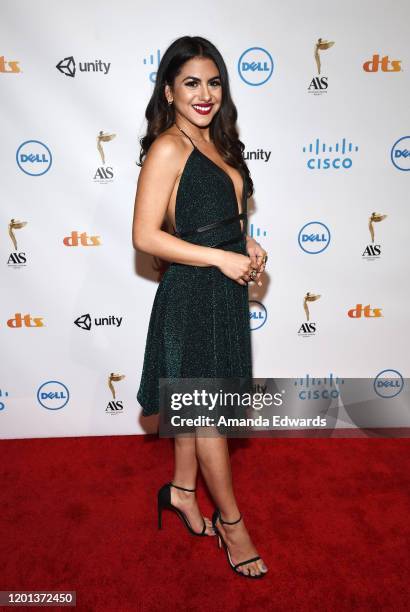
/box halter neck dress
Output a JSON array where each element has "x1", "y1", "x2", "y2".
[{"x1": 137, "y1": 127, "x2": 253, "y2": 418}]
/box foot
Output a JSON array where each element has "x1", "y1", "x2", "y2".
[
  {"x1": 215, "y1": 514, "x2": 268, "y2": 576},
  {"x1": 170, "y1": 487, "x2": 215, "y2": 536}
]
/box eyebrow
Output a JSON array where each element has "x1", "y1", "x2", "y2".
[{"x1": 182, "y1": 75, "x2": 221, "y2": 82}]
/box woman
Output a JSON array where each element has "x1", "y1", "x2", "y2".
[{"x1": 132, "y1": 36, "x2": 268, "y2": 578}]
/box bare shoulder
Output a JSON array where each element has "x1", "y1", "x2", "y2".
[{"x1": 144, "y1": 129, "x2": 190, "y2": 170}]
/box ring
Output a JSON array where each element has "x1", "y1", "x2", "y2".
[{"x1": 249, "y1": 269, "x2": 258, "y2": 280}]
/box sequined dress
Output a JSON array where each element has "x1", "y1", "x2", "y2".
[{"x1": 137, "y1": 128, "x2": 253, "y2": 417}]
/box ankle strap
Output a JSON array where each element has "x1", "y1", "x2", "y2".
[
  {"x1": 219, "y1": 512, "x2": 242, "y2": 525},
  {"x1": 168, "y1": 482, "x2": 196, "y2": 493}
]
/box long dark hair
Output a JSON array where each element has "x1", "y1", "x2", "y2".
[{"x1": 138, "y1": 35, "x2": 254, "y2": 197}]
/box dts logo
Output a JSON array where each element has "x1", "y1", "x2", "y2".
[
  {"x1": 7, "y1": 313, "x2": 44, "y2": 327},
  {"x1": 347, "y1": 304, "x2": 382, "y2": 318},
  {"x1": 63, "y1": 231, "x2": 101, "y2": 246},
  {"x1": 363, "y1": 54, "x2": 401, "y2": 72},
  {"x1": 0, "y1": 56, "x2": 20, "y2": 73}
]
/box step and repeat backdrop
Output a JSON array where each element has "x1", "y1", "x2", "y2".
[{"x1": 1, "y1": 0, "x2": 409, "y2": 439}]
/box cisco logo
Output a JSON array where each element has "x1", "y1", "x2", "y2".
[
  {"x1": 37, "y1": 380, "x2": 70, "y2": 410},
  {"x1": 303, "y1": 138, "x2": 359, "y2": 170},
  {"x1": 16, "y1": 140, "x2": 52, "y2": 176},
  {"x1": 390, "y1": 136, "x2": 410, "y2": 171},
  {"x1": 249, "y1": 300, "x2": 267, "y2": 330},
  {"x1": 238, "y1": 47, "x2": 274, "y2": 86},
  {"x1": 373, "y1": 369, "x2": 404, "y2": 398},
  {"x1": 298, "y1": 221, "x2": 331, "y2": 254}
]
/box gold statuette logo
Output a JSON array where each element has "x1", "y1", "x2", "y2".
[
  {"x1": 97, "y1": 130, "x2": 116, "y2": 165},
  {"x1": 314, "y1": 38, "x2": 335, "y2": 74},
  {"x1": 108, "y1": 372, "x2": 125, "y2": 399},
  {"x1": 368, "y1": 212, "x2": 387, "y2": 243},
  {"x1": 8, "y1": 218, "x2": 27, "y2": 251},
  {"x1": 303, "y1": 292, "x2": 321, "y2": 321}
]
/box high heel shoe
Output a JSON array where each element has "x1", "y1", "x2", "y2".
[
  {"x1": 212, "y1": 508, "x2": 266, "y2": 579},
  {"x1": 157, "y1": 482, "x2": 208, "y2": 536}
]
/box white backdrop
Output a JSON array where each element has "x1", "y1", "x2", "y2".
[{"x1": 1, "y1": 0, "x2": 409, "y2": 439}]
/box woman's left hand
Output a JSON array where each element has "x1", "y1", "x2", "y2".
[{"x1": 245, "y1": 237, "x2": 267, "y2": 286}]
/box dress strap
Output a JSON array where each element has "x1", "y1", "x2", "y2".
[{"x1": 175, "y1": 124, "x2": 197, "y2": 150}]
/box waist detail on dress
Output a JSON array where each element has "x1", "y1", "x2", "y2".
[{"x1": 173, "y1": 212, "x2": 247, "y2": 239}]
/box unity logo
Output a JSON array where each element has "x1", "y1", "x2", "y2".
[
  {"x1": 298, "y1": 221, "x2": 331, "y2": 254},
  {"x1": 298, "y1": 292, "x2": 321, "y2": 337},
  {"x1": 7, "y1": 218, "x2": 28, "y2": 268},
  {"x1": 56, "y1": 56, "x2": 111, "y2": 77},
  {"x1": 391, "y1": 136, "x2": 410, "y2": 171},
  {"x1": 74, "y1": 314, "x2": 123, "y2": 330},
  {"x1": 37, "y1": 381, "x2": 69, "y2": 410},
  {"x1": 16, "y1": 140, "x2": 52, "y2": 176},
  {"x1": 7, "y1": 313, "x2": 44, "y2": 328},
  {"x1": 243, "y1": 148, "x2": 271, "y2": 163},
  {"x1": 362, "y1": 212, "x2": 387, "y2": 261},
  {"x1": 249, "y1": 300, "x2": 267, "y2": 330},
  {"x1": 363, "y1": 54, "x2": 401, "y2": 72},
  {"x1": 0, "y1": 56, "x2": 21, "y2": 73},
  {"x1": 63, "y1": 232, "x2": 101, "y2": 246},
  {"x1": 303, "y1": 138, "x2": 359, "y2": 170},
  {"x1": 238, "y1": 47, "x2": 274, "y2": 86}
]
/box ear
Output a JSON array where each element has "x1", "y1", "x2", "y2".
[{"x1": 164, "y1": 84, "x2": 172, "y2": 104}]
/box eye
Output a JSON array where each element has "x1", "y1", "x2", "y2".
[
  {"x1": 210, "y1": 79, "x2": 221, "y2": 87},
  {"x1": 185, "y1": 80, "x2": 198, "y2": 87}
]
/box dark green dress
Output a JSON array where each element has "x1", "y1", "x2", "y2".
[{"x1": 137, "y1": 128, "x2": 253, "y2": 417}]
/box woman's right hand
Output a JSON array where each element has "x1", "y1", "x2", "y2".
[{"x1": 215, "y1": 250, "x2": 255, "y2": 286}]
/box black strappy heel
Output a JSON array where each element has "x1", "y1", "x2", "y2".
[
  {"x1": 157, "y1": 482, "x2": 210, "y2": 536},
  {"x1": 212, "y1": 509, "x2": 266, "y2": 578}
]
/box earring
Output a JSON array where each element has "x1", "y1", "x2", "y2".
[{"x1": 168, "y1": 99, "x2": 173, "y2": 105}]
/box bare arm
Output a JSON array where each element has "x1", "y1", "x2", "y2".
[{"x1": 132, "y1": 135, "x2": 222, "y2": 268}]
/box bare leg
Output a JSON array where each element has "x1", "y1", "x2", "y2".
[
  {"x1": 169, "y1": 435, "x2": 214, "y2": 535},
  {"x1": 195, "y1": 434, "x2": 268, "y2": 576}
]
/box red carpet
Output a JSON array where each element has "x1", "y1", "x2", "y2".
[{"x1": 1, "y1": 435, "x2": 409, "y2": 611}]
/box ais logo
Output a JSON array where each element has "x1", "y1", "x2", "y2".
[
  {"x1": 249, "y1": 300, "x2": 267, "y2": 330},
  {"x1": 298, "y1": 222, "x2": 330, "y2": 254},
  {"x1": 363, "y1": 54, "x2": 401, "y2": 72},
  {"x1": 238, "y1": 47, "x2": 274, "y2": 86},
  {"x1": 391, "y1": 136, "x2": 410, "y2": 171},
  {"x1": 347, "y1": 304, "x2": 382, "y2": 318},
  {"x1": 63, "y1": 231, "x2": 101, "y2": 246},
  {"x1": 7, "y1": 313, "x2": 44, "y2": 328}
]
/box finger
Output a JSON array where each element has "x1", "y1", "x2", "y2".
[{"x1": 249, "y1": 252, "x2": 258, "y2": 269}]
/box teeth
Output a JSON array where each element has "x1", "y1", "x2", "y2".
[{"x1": 193, "y1": 105, "x2": 212, "y2": 110}]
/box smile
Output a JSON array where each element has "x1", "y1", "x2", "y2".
[{"x1": 192, "y1": 104, "x2": 214, "y2": 115}]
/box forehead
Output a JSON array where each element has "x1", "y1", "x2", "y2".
[{"x1": 178, "y1": 56, "x2": 219, "y2": 78}]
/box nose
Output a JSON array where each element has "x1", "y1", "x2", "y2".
[{"x1": 199, "y1": 84, "x2": 212, "y2": 101}]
